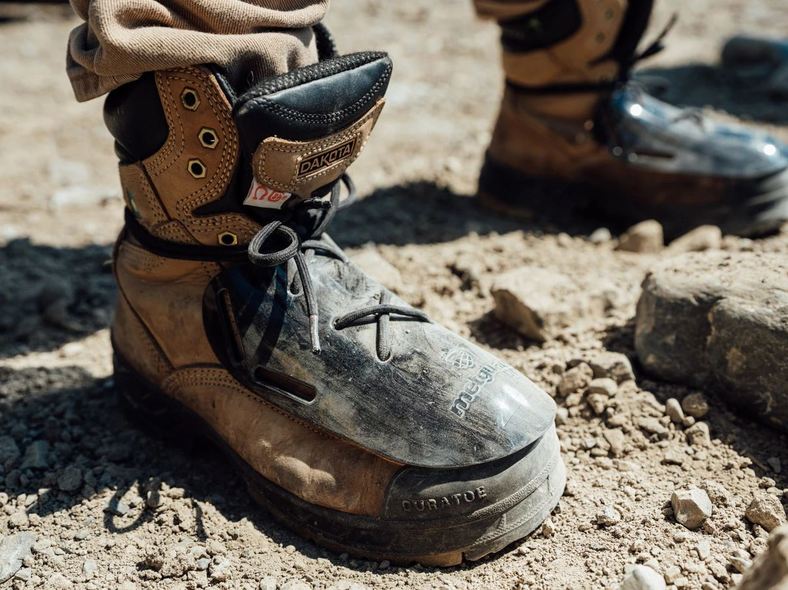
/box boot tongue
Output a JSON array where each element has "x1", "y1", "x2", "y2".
[{"x1": 231, "y1": 52, "x2": 391, "y2": 211}]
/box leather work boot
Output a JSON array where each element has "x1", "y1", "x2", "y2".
[
  {"x1": 478, "y1": 0, "x2": 788, "y2": 237},
  {"x1": 106, "y1": 29, "x2": 565, "y2": 565}
]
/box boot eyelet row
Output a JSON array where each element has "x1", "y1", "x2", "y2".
[
  {"x1": 187, "y1": 159, "x2": 206, "y2": 179},
  {"x1": 180, "y1": 87, "x2": 200, "y2": 110}
]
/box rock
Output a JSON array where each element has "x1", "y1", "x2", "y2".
[
  {"x1": 637, "y1": 417, "x2": 668, "y2": 436},
  {"x1": 491, "y1": 267, "x2": 612, "y2": 342},
  {"x1": 667, "y1": 226, "x2": 722, "y2": 253},
  {"x1": 703, "y1": 481, "x2": 731, "y2": 506},
  {"x1": 558, "y1": 363, "x2": 593, "y2": 396},
  {"x1": 666, "y1": 398, "x2": 685, "y2": 424},
  {"x1": 281, "y1": 581, "x2": 312, "y2": 590},
  {"x1": 735, "y1": 525, "x2": 788, "y2": 590},
  {"x1": 672, "y1": 488, "x2": 713, "y2": 530},
  {"x1": 0, "y1": 532, "x2": 36, "y2": 584},
  {"x1": 57, "y1": 466, "x2": 83, "y2": 493},
  {"x1": 589, "y1": 352, "x2": 636, "y2": 383},
  {"x1": 20, "y1": 441, "x2": 49, "y2": 470},
  {"x1": 209, "y1": 558, "x2": 231, "y2": 582},
  {"x1": 728, "y1": 550, "x2": 752, "y2": 574},
  {"x1": 617, "y1": 220, "x2": 664, "y2": 254},
  {"x1": 620, "y1": 565, "x2": 667, "y2": 590},
  {"x1": 597, "y1": 505, "x2": 622, "y2": 527},
  {"x1": 746, "y1": 493, "x2": 787, "y2": 532},
  {"x1": 590, "y1": 227, "x2": 612, "y2": 243},
  {"x1": 686, "y1": 422, "x2": 711, "y2": 446},
  {"x1": 603, "y1": 429, "x2": 626, "y2": 457},
  {"x1": 587, "y1": 393, "x2": 609, "y2": 415},
  {"x1": 46, "y1": 573, "x2": 73, "y2": 589},
  {"x1": 83, "y1": 559, "x2": 98, "y2": 578},
  {"x1": 328, "y1": 582, "x2": 371, "y2": 590},
  {"x1": 662, "y1": 448, "x2": 685, "y2": 465},
  {"x1": 9, "y1": 511, "x2": 28, "y2": 529},
  {"x1": 682, "y1": 393, "x2": 710, "y2": 419},
  {"x1": 0, "y1": 436, "x2": 20, "y2": 466},
  {"x1": 635, "y1": 252, "x2": 788, "y2": 432},
  {"x1": 588, "y1": 377, "x2": 618, "y2": 397},
  {"x1": 259, "y1": 576, "x2": 278, "y2": 590},
  {"x1": 350, "y1": 249, "x2": 403, "y2": 292}
]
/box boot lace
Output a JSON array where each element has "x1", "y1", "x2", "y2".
[{"x1": 246, "y1": 177, "x2": 429, "y2": 356}]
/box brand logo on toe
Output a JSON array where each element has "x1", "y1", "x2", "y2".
[
  {"x1": 449, "y1": 360, "x2": 510, "y2": 419},
  {"x1": 444, "y1": 347, "x2": 477, "y2": 370},
  {"x1": 401, "y1": 487, "x2": 487, "y2": 512},
  {"x1": 297, "y1": 137, "x2": 358, "y2": 178}
]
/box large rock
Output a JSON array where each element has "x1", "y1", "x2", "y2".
[
  {"x1": 736, "y1": 525, "x2": 788, "y2": 590},
  {"x1": 491, "y1": 266, "x2": 611, "y2": 341},
  {"x1": 0, "y1": 532, "x2": 36, "y2": 584},
  {"x1": 635, "y1": 252, "x2": 788, "y2": 431}
]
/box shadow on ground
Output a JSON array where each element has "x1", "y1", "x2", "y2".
[
  {"x1": 637, "y1": 64, "x2": 788, "y2": 125},
  {"x1": 0, "y1": 239, "x2": 115, "y2": 359}
]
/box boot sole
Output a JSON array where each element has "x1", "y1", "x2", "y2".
[
  {"x1": 478, "y1": 155, "x2": 788, "y2": 239},
  {"x1": 113, "y1": 354, "x2": 565, "y2": 566}
]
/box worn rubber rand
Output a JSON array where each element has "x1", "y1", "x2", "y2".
[{"x1": 114, "y1": 354, "x2": 565, "y2": 566}]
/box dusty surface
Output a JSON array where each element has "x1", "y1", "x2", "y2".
[{"x1": 1, "y1": 2, "x2": 787, "y2": 589}]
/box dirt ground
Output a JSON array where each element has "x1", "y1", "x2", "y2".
[{"x1": 1, "y1": 1, "x2": 787, "y2": 589}]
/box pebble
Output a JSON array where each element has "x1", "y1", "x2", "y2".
[
  {"x1": 727, "y1": 549, "x2": 751, "y2": 574},
  {"x1": 745, "y1": 492, "x2": 786, "y2": 531},
  {"x1": 209, "y1": 558, "x2": 231, "y2": 582},
  {"x1": 696, "y1": 539, "x2": 712, "y2": 560},
  {"x1": 9, "y1": 511, "x2": 29, "y2": 529},
  {"x1": 702, "y1": 480, "x2": 731, "y2": 506},
  {"x1": 637, "y1": 417, "x2": 668, "y2": 436},
  {"x1": 667, "y1": 226, "x2": 722, "y2": 253},
  {"x1": 558, "y1": 363, "x2": 593, "y2": 396},
  {"x1": 589, "y1": 352, "x2": 636, "y2": 383},
  {"x1": 328, "y1": 582, "x2": 371, "y2": 590},
  {"x1": 596, "y1": 505, "x2": 622, "y2": 527},
  {"x1": 57, "y1": 466, "x2": 83, "y2": 493},
  {"x1": 0, "y1": 436, "x2": 21, "y2": 466},
  {"x1": 20, "y1": 441, "x2": 49, "y2": 470},
  {"x1": 682, "y1": 393, "x2": 710, "y2": 418},
  {"x1": 82, "y1": 559, "x2": 98, "y2": 578},
  {"x1": 617, "y1": 220, "x2": 664, "y2": 254},
  {"x1": 686, "y1": 422, "x2": 711, "y2": 446},
  {"x1": 587, "y1": 394, "x2": 608, "y2": 415},
  {"x1": 672, "y1": 488, "x2": 713, "y2": 530},
  {"x1": 281, "y1": 581, "x2": 313, "y2": 590},
  {"x1": 46, "y1": 573, "x2": 73, "y2": 589},
  {"x1": 619, "y1": 564, "x2": 666, "y2": 590},
  {"x1": 590, "y1": 227, "x2": 612, "y2": 243},
  {"x1": 663, "y1": 565, "x2": 682, "y2": 584},
  {"x1": 259, "y1": 577, "x2": 278, "y2": 590},
  {"x1": 0, "y1": 532, "x2": 36, "y2": 584},
  {"x1": 603, "y1": 429, "x2": 626, "y2": 457},
  {"x1": 662, "y1": 448, "x2": 685, "y2": 465},
  {"x1": 588, "y1": 378, "x2": 618, "y2": 397},
  {"x1": 541, "y1": 518, "x2": 556, "y2": 538},
  {"x1": 665, "y1": 398, "x2": 685, "y2": 424}
]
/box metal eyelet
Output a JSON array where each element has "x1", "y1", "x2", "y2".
[
  {"x1": 199, "y1": 127, "x2": 218, "y2": 149},
  {"x1": 218, "y1": 232, "x2": 238, "y2": 246},
  {"x1": 181, "y1": 88, "x2": 200, "y2": 110},
  {"x1": 187, "y1": 159, "x2": 206, "y2": 179}
]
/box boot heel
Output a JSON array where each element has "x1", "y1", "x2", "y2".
[{"x1": 113, "y1": 354, "x2": 197, "y2": 447}]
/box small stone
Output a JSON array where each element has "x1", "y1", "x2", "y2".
[
  {"x1": 541, "y1": 518, "x2": 556, "y2": 538},
  {"x1": 596, "y1": 505, "x2": 622, "y2": 527},
  {"x1": 209, "y1": 558, "x2": 231, "y2": 582},
  {"x1": 696, "y1": 539, "x2": 712, "y2": 560},
  {"x1": 665, "y1": 398, "x2": 685, "y2": 424},
  {"x1": 588, "y1": 377, "x2": 618, "y2": 397},
  {"x1": 555, "y1": 407, "x2": 569, "y2": 426},
  {"x1": 667, "y1": 226, "x2": 722, "y2": 253},
  {"x1": 57, "y1": 466, "x2": 83, "y2": 493},
  {"x1": 0, "y1": 437, "x2": 20, "y2": 466},
  {"x1": 672, "y1": 488, "x2": 713, "y2": 530},
  {"x1": 20, "y1": 441, "x2": 49, "y2": 470},
  {"x1": 195, "y1": 558, "x2": 210, "y2": 571},
  {"x1": 327, "y1": 582, "x2": 371, "y2": 590},
  {"x1": 662, "y1": 448, "x2": 685, "y2": 465},
  {"x1": 259, "y1": 577, "x2": 278, "y2": 590},
  {"x1": 82, "y1": 559, "x2": 98, "y2": 578},
  {"x1": 617, "y1": 220, "x2": 664, "y2": 253},
  {"x1": 590, "y1": 227, "x2": 612, "y2": 243},
  {"x1": 558, "y1": 363, "x2": 593, "y2": 396},
  {"x1": 0, "y1": 532, "x2": 36, "y2": 584},
  {"x1": 702, "y1": 480, "x2": 730, "y2": 506},
  {"x1": 728, "y1": 553, "x2": 751, "y2": 574},
  {"x1": 603, "y1": 429, "x2": 626, "y2": 457},
  {"x1": 9, "y1": 511, "x2": 28, "y2": 529},
  {"x1": 587, "y1": 393, "x2": 608, "y2": 415},
  {"x1": 686, "y1": 422, "x2": 711, "y2": 446},
  {"x1": 663, "y1": 565, "x2": 682, "y2": 584},
  {"x1": 589, "y1": 352, "x2": 636, "y2": 383},
  {"x1": 281, "y1": 581, "x2": 312, "y2": 590},
  {"x1": 745, "y1": 493, "x2": 787, "y2": 532},
  {"x1": 46, "y1": 573, "x2": 73, "y2": 589},
  {"x1": 637, "y1": 417, "x2": 668, "y2": 436},
  {"x1": 682, "y1": 393, "x2": 710, "y2": 419},
  {"x1": 619, "y1": 564, "x2": 666, "y2": 590},
  {"x1": 767, "y1": 457, "x2": 782, "y2": 474}
]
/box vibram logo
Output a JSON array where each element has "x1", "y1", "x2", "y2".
[{"x1": 297, "y1": 137, "x2": 358, "y2": 178}]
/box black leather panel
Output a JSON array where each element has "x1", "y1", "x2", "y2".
[
  {"x1": 499, "y1": 0, "x2": 582, "y2": 54},
  {"x1": 103, "y1": 73, "x2": 168, "y2": 164},
  {"x1": 233, "y1": 52, "x2": 392, "y2": 153}
]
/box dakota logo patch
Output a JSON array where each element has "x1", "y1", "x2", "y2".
[
  {"x1": 297, "y1": 137, "x2": 358, "y2": 178},
  {"x1": 243, "y1": 179, "x2": 292, "y2": 210}
]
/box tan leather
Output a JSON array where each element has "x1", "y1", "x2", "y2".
[
  {"x1": 253, "y1": 98, "x2": 384, "y2": 198},
  {"x1": 119, "y1": 66, "x2": 260, "y2": 247},
  {"x1": 500, "y1": 0, "x2": 627, "y2": 119},
  {"x1": 487, "y1": 87, "x2": 725, "y2": 207},
  {"x1": 112, "y1": 237, "x2": 404, "y2": 516},
  {"x1": 475, "y1": 0, "x2": 552, "y2": 20}
]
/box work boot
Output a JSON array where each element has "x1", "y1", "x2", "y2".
[
  {"x1": 478, "y1": 0, "x2": 788, "y2": 237},
  {"x1": 106, "y1": 29, "x2": 564, "y2": 565}
]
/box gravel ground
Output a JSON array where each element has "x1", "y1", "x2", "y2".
[{"x1": 0, "y1": 2, "x2": 787, "y2": 589}]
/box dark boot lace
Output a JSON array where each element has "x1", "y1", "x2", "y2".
[{"x1": 246, "y1": 177, "x2": 429, "y2": 356}]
